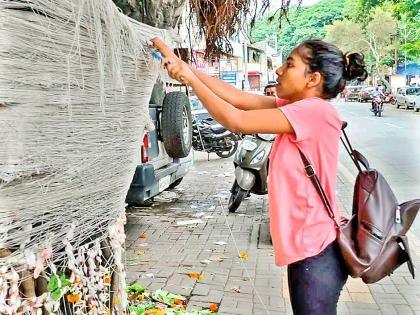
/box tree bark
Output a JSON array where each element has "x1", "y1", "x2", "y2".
[{"x1": 113, "y1": 0, "x2": 187, "y2": 28}]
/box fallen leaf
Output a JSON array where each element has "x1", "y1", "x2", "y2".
[
  {"x1": 209, "y1": 304, "x2": 219, "y2": 312},
  {"x1": 239, "y1": 252, "x2": 249, "y2": 260},
  {"x1": 200, "y1": 259, "x2": 212, "y2": 265},
  {"x1": 139, "y1": 232, "x2": 147, "y2": 240},
  {"x1": 177, "y1": 219, "x2": 203, "y2": 226},
  {"x1": 137, "y1": 250, "x2": 145, "y2": 256},
  {"x1": 188, "y1": 272, "x2": 205, "y2": 280},
  {"x1": 232, "y1": 286, "x2": 241, "y2": 293},
  {"x1": 209, "y1": 255, "x2": 228, "y2": 262}
]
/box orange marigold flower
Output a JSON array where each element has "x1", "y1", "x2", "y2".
[
  {"x1": 67, "y1": 294, "x2": 81, "y2": 303},
  {"x1": 209, "y1": 303, "x2": 219, "y2": 312},
  {"x1": 174, "y1": 299, "x2": 183, "y2": 305},
  {"x1": 103, "y1": 275, "x2": 111, "y2": 285}
]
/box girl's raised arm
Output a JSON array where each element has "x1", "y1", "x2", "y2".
[{"x1": 151, "y1": 38, "x2": 278, "y2": 111}]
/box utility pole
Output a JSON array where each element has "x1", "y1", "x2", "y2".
[
  {"x1": 243, "y1": 41, "x2": 249, "y2": 91},
  {"x1": 404, "y1": 23, "x2": 407, "y2": 73}
]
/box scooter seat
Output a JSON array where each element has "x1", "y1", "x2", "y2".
[{"x1": 210, "y1": 124, "x2": 226, "y2": 134}]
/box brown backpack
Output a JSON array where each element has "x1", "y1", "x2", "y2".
[{"x1": 299, "y1": 122, "x2": 420, "y2": 284}]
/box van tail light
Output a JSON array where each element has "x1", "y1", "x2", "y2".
[{"x1": 141, "y1": 133, "x2": 151, "y2": 163}]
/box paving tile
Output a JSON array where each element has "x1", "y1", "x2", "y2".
[{"x1": 125, "y1": 153, "x2": 420, "y2": 314}]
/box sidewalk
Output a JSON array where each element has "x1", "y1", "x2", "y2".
[{"x1": 125, "y1": 153, "x2": 420, "y2": 315}]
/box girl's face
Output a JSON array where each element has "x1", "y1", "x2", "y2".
[{"x1": 275, "y1": 47, "x2": 320, "y2": 101}]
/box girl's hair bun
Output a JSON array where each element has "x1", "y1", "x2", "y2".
[{"x1": 343, "y1": 53, "x2": 368, "y2": 82}]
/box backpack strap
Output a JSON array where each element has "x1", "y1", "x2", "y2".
[{"x1": 298, "y1": 149, "x2": 340, "y2": 228}]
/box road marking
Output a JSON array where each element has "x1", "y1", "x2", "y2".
[{"x1": 384, "y1": 122, "x2": 403, "y2": 129}]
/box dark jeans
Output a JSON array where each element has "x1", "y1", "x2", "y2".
[{"x1": 287, "y1": 241, "x2": 348, "y2": 315}]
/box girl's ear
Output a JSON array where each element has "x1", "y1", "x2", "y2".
[{"x1": 307, "y1": 71, "x2": 322, "y2": 88}]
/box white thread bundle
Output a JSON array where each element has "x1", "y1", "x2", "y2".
[{"x1": 0, "y1": 1, "x2": 170, "y2": 311}]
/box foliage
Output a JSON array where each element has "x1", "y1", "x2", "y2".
[
  {"x1": 127, "y1": 283, "x2": 147, "y2": 295},
  {"x1": 325, "y1": 4, "x2": 397, "y2": 83},
  {"x1": 325, "y1": 20, "x2": 367, "y2": 53},
  {"x1": 251, "y1": 0, "x2": 346, "y2": 58},
  {"x1": 152, "y1": 289, "x2": 185, "y2": 306},
  {"x1": 126, "y1": 285, "x2": 217, "y2": 315},
  {"x1": 47, "y1": 273, "x2": 72, "y2": 301}
]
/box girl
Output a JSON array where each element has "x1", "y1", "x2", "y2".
[{"x1": 152, "y1": 38, "x2": 367, "y2": 314}]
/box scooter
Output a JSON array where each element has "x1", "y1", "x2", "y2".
[
  {"x1": 371, "y1": 96, "x2": 384, "y2": 117},
  {"x1": 228, "y1": 133, "x2": 275, "y2": 212}
]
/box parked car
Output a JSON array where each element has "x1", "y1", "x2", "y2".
[
  {"x1": 414, "y1": 92, "x2": 420, "y2": 112},
  {"x1": 358, "y1": 86, "x2": 374, "y2": 102},
  {"x1": 346, "y1": 86, "x2": 364, "y2": 101},
  {"x1": 126, "y1": 81, "x2": 193, "y2": 206},
  {"x1": 395, "y1": 87, "x2": 420, "y2": 110}
]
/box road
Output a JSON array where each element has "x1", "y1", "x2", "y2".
[{"x1": 334, "y1": 99, "x2": 420, "y2": 235}]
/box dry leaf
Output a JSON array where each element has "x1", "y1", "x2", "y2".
[
  {"x1": 239, "y1": 252, "x2": 249, "y2": 260},
  {"x1": 139, "y1": 232, "x2": 147, "y2": 239},
  {"x1": 137, "y1": 250, "x2": 145, "y2": 256},
  {"x1": 188, "y1": 272, "x2": 204, "y2": 280},
  {"x1": 232, "y1": 286, "x2": 241, "y2": 293},
  {"x1": 209, "y1": 255, "x2": 227, "y2": 262}
]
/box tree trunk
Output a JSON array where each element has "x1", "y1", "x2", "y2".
[{"x1": 113, "y1": 0, "x2": 187, "y2": 28}]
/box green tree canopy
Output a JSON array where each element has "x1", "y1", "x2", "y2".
[{"x1": 251, "y1": 0, "x2": 346, "y2": 58}]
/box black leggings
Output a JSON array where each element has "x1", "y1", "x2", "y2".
[{"x1": 287, "y1": 242, "x2": 348, "y2": 315}]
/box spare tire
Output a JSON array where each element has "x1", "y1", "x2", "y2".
[{"x1": 161, "y1": 91, "x2": 192, "y2": 158}]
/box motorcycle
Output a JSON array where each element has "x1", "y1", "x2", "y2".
[
  {"x1": 371, "y1": 96, "x2": 384, "y2": 117},
  {"x1": 228, "y1": 133, "x2": 275, "y2": 212},
  {"x1": 192, "y1": 116, "x2": 240, "y2": 158}
]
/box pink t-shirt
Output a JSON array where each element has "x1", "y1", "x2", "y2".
[{"x1": 268, "y1": 97, "x2": 342, "y2": 266}]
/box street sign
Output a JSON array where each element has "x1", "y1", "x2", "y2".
[{"x1": 220, "y1": 71, "x2": 237, "y2": 85}]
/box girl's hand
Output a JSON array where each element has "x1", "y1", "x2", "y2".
[
  {"x1": 162, "y1": 57, "x2": 195, "y2": 85},
  {"x1": 151, "y1": 37, "x2": 196, "y2": 85}
]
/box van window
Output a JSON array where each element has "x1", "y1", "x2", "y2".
[{"x1": 406, "y1": 87, "x2": 420, "y2": 95}]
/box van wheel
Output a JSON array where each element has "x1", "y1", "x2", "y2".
[{"x1": 161, "y1": 92, "x2": 192, "y2": 158}]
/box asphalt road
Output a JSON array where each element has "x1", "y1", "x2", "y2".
[{"x1": 334, "y1": 99, "x2": 420, "y2": 235}]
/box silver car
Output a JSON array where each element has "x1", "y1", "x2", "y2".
[{"x1": 395, "y1": 87, "x2": 420, "y2": 110}]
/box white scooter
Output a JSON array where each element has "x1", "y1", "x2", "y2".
[{"x1": 228, "y1": 133, "x2": 276, "y2": 212}]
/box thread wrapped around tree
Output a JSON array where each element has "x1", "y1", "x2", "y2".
[{"x1": 0, "y1": 0, "x2": 171, "y2": 313}]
